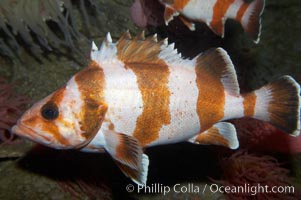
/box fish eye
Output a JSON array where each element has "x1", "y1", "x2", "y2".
[{"x1": 41, "y1": 102, "x2": 59, "y2": 120}]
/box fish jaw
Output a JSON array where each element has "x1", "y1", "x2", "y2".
[
  {"x1": 12, "y1": 121, "x2": 53, "y2": 147},
  {"x1": 11, "y1": 120, "x2": 88, "y2": 149}
]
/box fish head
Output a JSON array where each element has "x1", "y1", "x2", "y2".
[{"x1": 12, "y1": 77, "x2": 107, "y2": 150}]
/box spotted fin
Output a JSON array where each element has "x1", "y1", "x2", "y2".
[
  {"x1": 164, "y1": 6, "x2": 180, "y2": 25},
  {"x1": 189, "y1": 122, "x2": 239, "y2": 149},
  {"x1": 102, "y1": 130, "x2": 149, "y2": 185}
]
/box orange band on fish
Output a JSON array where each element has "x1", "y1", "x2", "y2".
[
  {"x1": 12, "y1": 32, "x2": 301, "y2": 185},
  {"x1": 159, "y1": 0, "x2": 265, "y2": 43}
]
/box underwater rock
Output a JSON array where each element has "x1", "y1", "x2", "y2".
[
  {"x1": 0, "y1": 159, "x2": 74, "y2": 200},
  {"x1": 19, "y1": 146, "x2": 113, "y2": 200}
]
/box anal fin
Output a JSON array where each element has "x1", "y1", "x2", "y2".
[
  {"x1": 103, "y1": 130, "x2": 149, "y2": 185},
  {"x1": 189, "y1": 122, "x2": 239, "y2": 149}
]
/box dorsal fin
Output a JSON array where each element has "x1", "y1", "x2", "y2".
[
  {"x1": 116, "y1": 31, "x2": 170, "y2": 65},
  {"x1": 90, "y1": 31, "x2": 194, "y2": 67},
  {"x1": 195, "y1": 48, "x2": 240, "y2": 96},
  {"x1": 90, "y1": 31, "x2": 196, "y2": 69},
  {"x1": 90, "y1": 32, "x2": 117, "y2": 64}
]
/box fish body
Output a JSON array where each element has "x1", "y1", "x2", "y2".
[
  {"x1": 159, "y1": 0, "x2": 265, "y2": 43},
  {"x1": 12, "y1": 32, "x2": 300, "y2": 185}
]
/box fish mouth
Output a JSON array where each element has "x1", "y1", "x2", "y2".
[{"x1": 11, "y1": 122, "x2": 51, "y2": 144}]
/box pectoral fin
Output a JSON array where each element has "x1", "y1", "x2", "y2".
[
  {"x1": 115, "y1": 154, "x2": 149, "y2": 185},
  {"x1": 189, "y1": 122, "x2": 239, "y2": 149},
  {"x1": 164, "y1": 6, "x2": 180, "y2": 25},
  {"x1": 103, "y1": 130, "x2": 149, "y2": 185}
]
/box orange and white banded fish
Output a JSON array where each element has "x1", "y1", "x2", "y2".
[
  {"x1": 12, "y1": 32, "x2": 300, "y2": 185},
  {"x1": 159, "y1": 0, "x2": 265, "y2": 43}
]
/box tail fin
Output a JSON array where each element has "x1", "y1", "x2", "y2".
[
  {"x1": 238, "y1": 0, "x2": 265, "y2": 43},
  {"x1": 250, "y1": 76, "x2": 300, "y2": 136}
]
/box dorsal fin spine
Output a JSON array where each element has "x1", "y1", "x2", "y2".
[
  {"x1": 92, "y1": 41, "x2": 98, "y2": 51},
  {"x1": 105, "y1": 32, "x2": 113, "y2": 44},
  {"x1": 91, "y1": 31, "x2": 192, "y2": 68},
  {"x1": 91, "y1": 32, "x2": 118, "y2": 64}
]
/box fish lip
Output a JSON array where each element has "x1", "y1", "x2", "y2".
[{"x1": 12, "y1": 122, "x2": 51, "y2": 144}]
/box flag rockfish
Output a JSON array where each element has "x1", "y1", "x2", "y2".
[
  {"x1": 159, "y1": 0, "x2": 265, "y2": 43},
  {"x1": 12, "y1": 32, "x2": 300, "y2": 185}
]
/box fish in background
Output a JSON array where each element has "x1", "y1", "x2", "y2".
[
  {"x1": 158, "y1": 0, "x2": 265, "y2": 43},
  {"x1": 12, "y1": 32, "x2": 300, "y2": 185}
]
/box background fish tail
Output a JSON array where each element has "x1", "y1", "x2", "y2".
[{"x1": 239, "y1": 0, "x2": 265, "y2": 43}]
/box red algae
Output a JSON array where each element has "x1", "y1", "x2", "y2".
[
  {"x1": 213, "y1": 151, "x2": 301, "y2": 200},
  {"x1": 0, "y1": 77, "x2": 30, "y2": 143},
  {"x1": 231, "y1": 118, "x2": 301, "y2": 154}
]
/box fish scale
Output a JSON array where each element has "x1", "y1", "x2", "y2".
[{"x1": 12, "y1": 31, "x2": 300, "y2": 185}]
